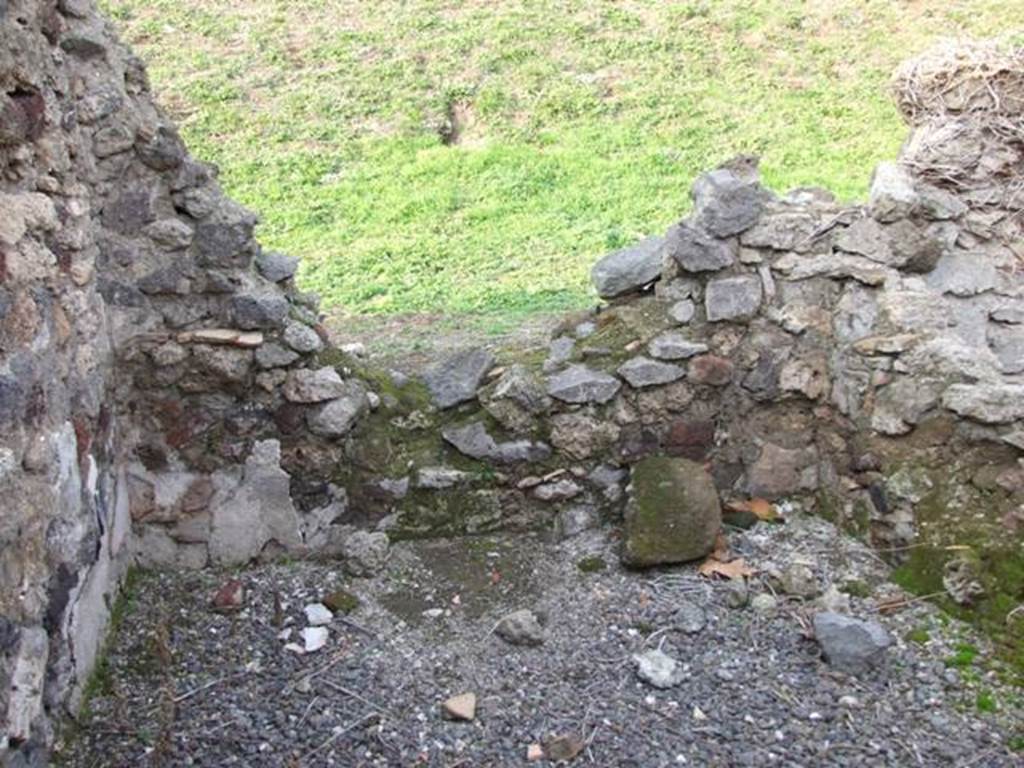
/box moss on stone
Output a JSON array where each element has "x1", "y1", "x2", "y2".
[
  {"x1": 622, "y1": 455, "x2": 720, "y2": 567},
  {"x1": 322, "y1": 589, "x2": 360, "y2": 614}
]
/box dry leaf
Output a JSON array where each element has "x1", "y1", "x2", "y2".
[
  {"x1": 698, "y1": 557, "x2": 756, "y2": 580},
  {"x1": 727, "y1": 497, "x2": 779, "y2": 521}
]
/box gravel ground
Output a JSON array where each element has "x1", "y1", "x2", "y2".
[{"x1": 57, "y1": 516, "x2": 1023, "y2": 767}]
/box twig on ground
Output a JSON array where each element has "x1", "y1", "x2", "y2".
[
  {"x1": 301, "y1": 713, "x2": 379, "y2": 762},
  {"x1": 171, "y1": 671, "x2": 248, "y2": 704},
  {"x1": 320, "y1": 678, "x2": 390, "y2": 714}
]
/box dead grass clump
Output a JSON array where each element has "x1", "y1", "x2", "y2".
[{"x1": 893, "y1": 38, "x2": 1024, "y2": 125}]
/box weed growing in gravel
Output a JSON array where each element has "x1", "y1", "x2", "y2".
[
  {"x1": 946, "y1": 643, "x2": 981, "y2": 669},
  {"x1": 976, "y1": 690, "x2": 998, "y2": 713},
  {"x1": 905, "y1": 625, "x2": 931, "y2": 645}
]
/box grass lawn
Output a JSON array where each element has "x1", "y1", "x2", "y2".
[{"x1": 101, "y1": 1, "x2": 1023, "y2": 319}]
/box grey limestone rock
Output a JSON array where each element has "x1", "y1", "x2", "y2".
[
  {"x1": 634, "y1": 649, "x2": 684, "y2": 688},
  {"x1": 423, "y1": 348, "x2": 495, "y2": 409},
  {"x1": 546, "y1": 364, "x2": 621, "y2": 404},
  {"x1": 691, "y1": 166, "x2": 768, "y2": 237},
  {"x1": 869, "y1": 162, "x2": 917, "y2": 222},
  {"x1": 591, "y1": 235, "x2": 664, "y2": 298},
  {"x1": 257, "y1": 250, "x2": 300, "y2": 283},
  {"x1": 942, "y1": 383, "x2": 1024, "y2": 424},
  {"x1": 282, "y1": 366, "x2": 347, "y2": 403},
  {"x1": 209, "y1": 441, "x2": 303, "y2": 566},
  {"x1": 648, "y1": 331, "x2": 708, "y2": 360},
  {"x1": 813, "y1": 612, "x2": 892, "y2": 674},
  {"x1": 617, "y1": 356, "x2": 685, "y2": 388},
  {"x1": 307, "y1": 384, "x2": 370, "y2": 437},
  {"x1": 705, "y1": 274, "x2": 763, "y2": 322},
  {"x1": 666, "y1": 222, "x2": 737, "y2": 272},
  {"x1": 441, "y1": 421, "x2": 551, "y2": 464},
  {"x1": 496, "y1": 609, "x2": 545, "y2": 646}
]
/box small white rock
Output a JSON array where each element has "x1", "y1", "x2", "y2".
[
  {"x1": 304, "y1": 603, "x2": 334, "y2": 626},
  {"x1": 301, "y1": 626, "x2": 329, "y2": 653}
]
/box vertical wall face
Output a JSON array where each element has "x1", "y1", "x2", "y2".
[{"x1": 0, "y1": 1, "x2": 362, "y2": 760}]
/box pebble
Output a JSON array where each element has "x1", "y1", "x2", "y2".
[
  {"x1": 751, "y1": 593, "x2": 778, "y2": 614},
  {"x1": 442, "y1": 692, "x2": 476, "y2": 721},
  {"x1": 495, "y1": 609, "x2": 545, "y2": 646},
  {"x1": 301, "y1": 626, "x2": 329, "y2": 653},
  {"x1": 673, "y1": 600, "x2": 707, "y2": 634},
  {"x1": 725, "y1": 580, "x2": 749, "y2": 608},
  {"x1": 634, "y1": 649, "x2": 685, "y2": 689},
  {"x1": 303, "y1": 603, "x2": 333, "y2": 626}
]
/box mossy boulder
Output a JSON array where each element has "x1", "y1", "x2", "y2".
[{"x1": 621, "y1": 456, "x2": 721, "y2": 567}]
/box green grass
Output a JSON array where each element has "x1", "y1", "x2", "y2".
[{"x1": 101, "y1": 0, "x2": 1024, "y2": 316}]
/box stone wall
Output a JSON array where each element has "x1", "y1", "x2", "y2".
[
  {"x1": 0, "y1": 1, "x2": 1021, "y2": 762},
  {"x1": 0, "y1": 1, "x2": 371, "y2": 761}
]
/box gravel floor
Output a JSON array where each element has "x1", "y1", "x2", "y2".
[{"x1": 57, "y1": 516, "x2": 1023, "y2": 767}]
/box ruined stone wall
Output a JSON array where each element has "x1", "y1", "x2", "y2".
[
  {"x1": 1, "y1": 1, "x2": 1021, "y2": 761},
  {"x1": 0, "y1": 1, "x2": 371, "y2": 760}
]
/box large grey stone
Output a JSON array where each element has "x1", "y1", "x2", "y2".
[
  {"x1": 621, "y1": 456, "x2": 721, "y2": 567},
  {"x1": 549, "y1": 412, "x2": 620, "y2": 460},
  {"x1": 546, "y1": 364, "x2": 621, "y2": 404},
  {"x1": 486, "y1": 364, "x2": 551, "y2": 413},
  {"x1": 591, "y1": 235, "x2": 664, "y2": 298},
  {"x1": 665, "y1": 222, "x2": 737, "y2": 272},
  {"x1": 255, "y1": 342, "x2": 299, "y2": 369},
  {"x1": 231, "y1": 290, "x2": 290, "y2": 330},
  {"x1": 617, "y1": 356, "x2": 685, "y2": 388},
  {"x1": 813, "y1": 612, "x2": 892, "y2": 673},
  {"x1": 926, "y1": 253, "x2": 998, "y2": 297},
  {"x1": 648, "y1": 331, "x2": 708, "y2": 360},
  {"x1": 916, "y1": 182, "x2": 967, "y2": 220},
  {"x1": 691, "y1": 167, "x2": 768, "y2": 237},
  {"x1": 705, "y1": 275, "x2": 762, "y2": 322},
  {"x1": 942, "y1": 383, "x2": 1024, "y2": 424},
  {"x1": 282, "y1": 367, "x2": 347, "y2": 403},
  {"x1": 871, "y1": 377, "x2": 944, "y2": 435},
  {"x1": 885, "y1": 219, "x2": 945, "y2": 273},
  {"x1": 209, "y1": 441, "x2": 302, "y2": 566},
  {"x1": 5, "y1": 627, "x2": 48, "y2": 743},
  {"x1": 257, "y1": 250, "x2": 300, "y2": 283},
  {"x1": 834, "y1": 217, "x2": 892, "y2": 263},
  {"x1": 441, "y1": 421, "x2": 551, "y2": 463},
  {"x1": 869, "y1": 162, "x2": 917, "y2": 222},
  {"x1": 194, "y1": 200, "x2": 258, "y2": 269},
  {"x1": 740, "y1": 211, "x2": 819, "y2": 252},
  {"x1": 989, "y1": 324, "x2": 1024, "y2": 374},
  {"x1": 423, "y1": 348, "x2": 495, "y2": 409},
  {"x1": 307, "y1": 384, "x2": 370, "y2": 437},
  {"x1": 283, "y1": 322, "x2": 323, "y2": 353}
]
